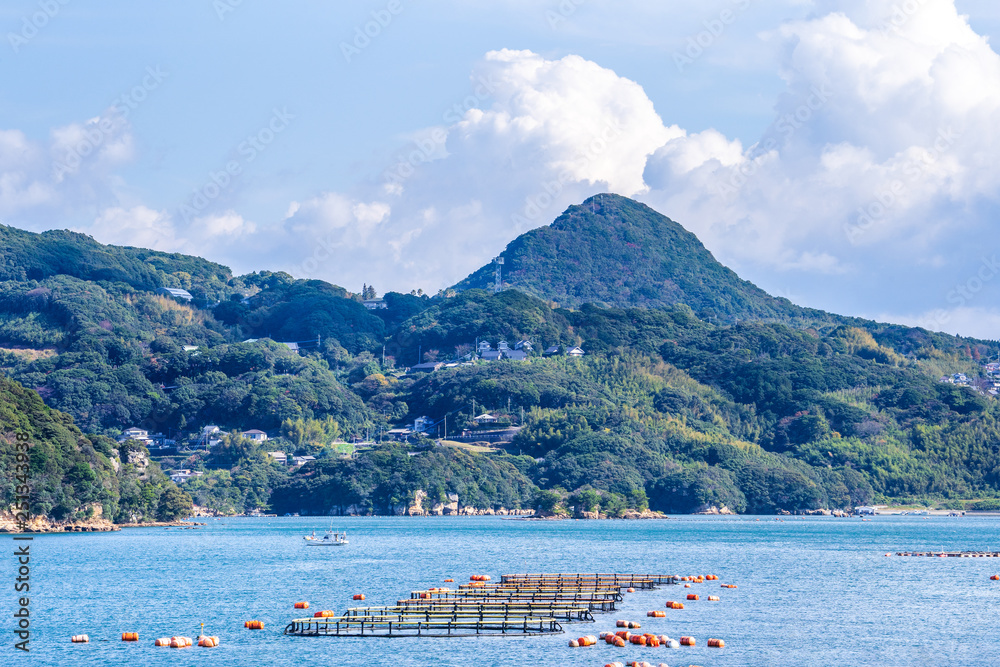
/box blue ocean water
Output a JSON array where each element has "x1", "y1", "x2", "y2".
[{"x1": 13, "y1": 515, "x2": 1000, "y2": 666}]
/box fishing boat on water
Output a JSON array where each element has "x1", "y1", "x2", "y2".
[{"x1": 304, "y1": 529, "x2": 348, "y2": 546}]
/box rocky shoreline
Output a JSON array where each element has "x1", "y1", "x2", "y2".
[{"x1": 0, "y1": 511, "x2": 206, "y2": 534}]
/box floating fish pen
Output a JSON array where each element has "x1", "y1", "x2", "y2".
[
  {"x1": 283, "y1": 615, "x2": 563, "y2": 637},
  {"x1": 388, "y1": 601, "x2": 595, "y2": 622},
  {"x1": 501, "y1": 573, "x2": 678, "y2": 588},
  {"x1": 285, "y1": 573, "x2": 667, "y2": 638},
  {"x1": 895, "y1": 551, "x2": 1000, "y2": 557},
  {"x1": 402, "y1": 595, "x2": 618, "y2": 613},
  {"x1": 457, "y1": 582, "x2": 627, "y2": 594},
  {"x1": 411, "y1": 589, "x2": 623, "y2": 607},
  {"x1": 338, "y1": 606, "x2": 589, "y2": 624}
]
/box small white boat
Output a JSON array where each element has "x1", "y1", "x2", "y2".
[{"x1": 304, "y1": 529, "x2": 348, "y2": 546}]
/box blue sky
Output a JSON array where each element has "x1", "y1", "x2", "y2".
[{"x1": 3, "y1": 0, "x2": 1000, "y2": 337}]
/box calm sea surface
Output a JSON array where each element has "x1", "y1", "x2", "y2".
[{"x1": 15, "y1": 515, "x2": 1000, "y2": 666}]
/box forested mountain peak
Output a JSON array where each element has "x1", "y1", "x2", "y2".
[{"x1": 453, "y1": 193, "x2": 811, "y2": 323}]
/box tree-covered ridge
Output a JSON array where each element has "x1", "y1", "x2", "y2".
[
  {"x1": 453, "y1": 194, "x2": 827, "y2": 323},
  {"x1": 270, "y1": 445, "x2": 537, "y2": 516},
  {"x1": 0, "y1": 376, "x2": 189, "y2": 523},
  {"x1": 0, "y1": 224, "x2": 231, "y2": 299},
  {"x1": 5, "y1": 192, "x2": 1000, "y2": 516}
]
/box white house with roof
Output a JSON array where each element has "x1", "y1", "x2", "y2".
[
  {"x1": 119, "y1": 427, "x2": 151, "y2": 443},
  {"x1": 241, "y1": 429, "x2": 268, "y2": 442},
  {"x1": 515, "y1": 340, "x2": 533, "y2": 351},
  {"x1": 169, "y1": 469, "x2": 203, "y2": 484},
  {"x1": 565, "y1": 346, "x2": 585, "y2": 357},
  {"x1": 474, "y1": 413, "x2": 498, "y2": 425},
  {"x1": 267, "y1": 451, "x2": 288, "y2": 465},
  {"x1": 363, "y1": 297, "x2": 387, "y2": 309}
]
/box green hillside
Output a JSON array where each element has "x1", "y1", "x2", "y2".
[
  {"x1": 453, "y1": 193, "x2": 830, "y2": 325},
  {"x1": 0, "y1": 375, "x2": 189, "y2": 524},
  {"x1": 4, "y1": 196, "x2": 1000, "y2": 516}
]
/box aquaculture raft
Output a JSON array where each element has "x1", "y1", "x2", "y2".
[
  {"x1": 284, "y1": 573, "x2": 677, "y2": 638},
  {"x1": 283, "y1": 615, "x2": 563, "y2": 637},
  {"x1": 501, "y1": 573, "x2": 679, "y2": 589}
]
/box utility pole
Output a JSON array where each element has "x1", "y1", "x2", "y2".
[
  {"x1": 382, "y1": 345, "x2": 386, "y2": 367},
  {"x1": 444, "y1": 415, "x2": 447, "y2": 440}
]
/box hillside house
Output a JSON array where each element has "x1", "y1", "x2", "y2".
[
  {"x1": 169, "y1": 469, "x2": 202, "y2": 484},
  {"x1": 474, "y1": 413, "x2": 498, "y2": 425},
  {"x1": 241, "y1": 429, "x2": 268, "y2": 442},
  {"x1": 543, "y1": 345, "x2": 560, "y2": 356},
  {"x1": 504, "y1": 349, "x2": 528, "y2": 361},
  {"x1": 363, "y1": 297, "x2": 387, "y2": 309},
  {"x1": 267, "y1": 451, "x2": 288, "y2": 465},
  {"x1": 566, "y1": 346, "x2": 585, "y2": 357},
  {"x1": 410, "y1": 361, "x2": 445, "y2": 373},
  {"x1": 498, "y1": 340, "x2": 510, "y2": 352},
  {"x1": 515, "y1": 340, "x2": 533, "y2": 351},
  {"x1": 119, "y1": 427, "x2": 150, "y2": 443},
  {"x1": 414, "y1": 416, "x2": 434, "y2": 433},
  {"x1": 480, "y1": 350, "x2": 502, "y2": 361}
]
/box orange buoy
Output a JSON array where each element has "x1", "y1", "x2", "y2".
[
  {"x1": 154, "y1": 637, "x2": 171, "y2": 647},
  {"x1": 444, "y1": 578, "x2": 454, "y2": 582},
  {"x1": 244, "y1": 620, "x2": 264, "y2": 630},
  {"x1": 569, "y1": 639, "x2": 580, "y2": 647},
  {"x1": 991, "y1": 575, "x2": 1000, "y2": 581},
  {"x1": 708, "y1": 638, "x2": 726, "y2": 648},
  {"x1": 198, "y1": 636, "x2": 219, "y2": 647},
  {"x1": 646, "y1": 610, "x2": 666, "y2": 618},
  {"x1": 169, "y1": 636, "x2": 193, "y2": 648},
  {"x1": 617, "y1": 620, "x2": 628, "y2": 627},
  {"x1": 71, "y1": 635, "x2": 89, "y2": 643},
  {"x1": 626, "y1": 587, "x2": 636, "y2": 593},
  {"x1": 294, "y1": 601, "x2": 309, "y2": 609},
  {"x1": 313, "y1": 610, "x2": 335, "y2": 618},
  {"x1": 683, "y1": 583, "x2": 691, "y2": 588},
  {"x1": 687, "y1": 594, "x2": 699, "y2": 600},
  {"x1": 680, "y1": 635, "x2": 696, "y2": 646},
  {"x1": 667, "y1": 601, "x2": 684, "y2": 609},
  {"x1": 121, "y1": 632, "x2": 139, "y2": 641},
  {"x1": 353, "y1": 594, "x2": 366, "y2": 601},
  {"x1": 707, "y1": 595, "x2": 720, "y2": 601}
]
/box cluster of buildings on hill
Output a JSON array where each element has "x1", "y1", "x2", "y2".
[
  {"x1": 939, "y1": 361, "x2": 1000, "y2": 395},
  {"x1": 409, "y1": 339, "x2": 585, "y2": 373}
]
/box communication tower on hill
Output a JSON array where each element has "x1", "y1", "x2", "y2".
[{"x1": 494, "y1": 257, "x2": 504, "y2": 293}]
